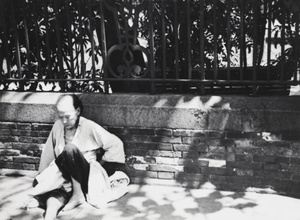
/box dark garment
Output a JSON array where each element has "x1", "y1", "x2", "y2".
[
  {"x1": 95, "y1": 147, "x2": 129, "y2": 177},
  {"x1": 55, "y1": 144, "x2": 90, "y2": 194},
  {"x1": 33, "y1": 188, "x2": 71, "y2": 210}
]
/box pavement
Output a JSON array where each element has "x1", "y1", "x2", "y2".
[{"x1": 1, "y1": 173, "x2": 300, "y2": 220}]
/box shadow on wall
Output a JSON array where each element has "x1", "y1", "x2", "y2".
[
  {"x1": 159, "y1": 96, "x2": 232, "y2": 189},
  {"x1": 124, "y1": 94, "x2": 300, "y2": 202}
]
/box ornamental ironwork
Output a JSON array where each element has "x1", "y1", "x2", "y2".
[{"x1": 103, "y1": 0, "x2": 149, "y2": 78}]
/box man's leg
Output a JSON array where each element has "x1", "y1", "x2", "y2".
[
  {"x1": 55, "y1": 144, "x2": 90, "y2": 211},
  {"x1": 62, "y1": 177, "x2": 86, "y2": 211},
  {"x1": 44, "y1": 196, "x2": 65, "y2": 220}
]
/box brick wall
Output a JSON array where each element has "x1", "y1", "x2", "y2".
[
  {"x1": 1, "y1": 92, "x2": 300, "y2": 197},
  {"x1": 0, "y1": 122, "x2": 51, "y2": 171}
]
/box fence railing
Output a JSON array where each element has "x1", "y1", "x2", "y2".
[{"x1": 0, "y1": 0, "x2": 299, "y2": 95}]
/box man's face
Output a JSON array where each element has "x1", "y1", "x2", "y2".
[{"x1": 56, "y1": 96, "x2": 80, "y2": 130}]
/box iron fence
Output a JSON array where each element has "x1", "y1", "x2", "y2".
[{"x1": 0, "y1": 0, "x2": 299, "y2": 95}]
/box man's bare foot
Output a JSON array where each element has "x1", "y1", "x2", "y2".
[{"x1": 62, "y1": 196, "x2": 86, "y2": 211}]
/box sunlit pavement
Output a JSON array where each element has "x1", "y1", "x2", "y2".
[{"x1": 1, "y1": 175, "x2": 300, "y2": 220}]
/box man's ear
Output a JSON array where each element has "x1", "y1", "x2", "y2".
[{"x1": 76, "y1": 107, "x2": 81, "y2": 115}]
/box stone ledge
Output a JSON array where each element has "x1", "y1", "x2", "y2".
[{"x1": 1, "y1": 91, "x2": 300, "y2": 131}]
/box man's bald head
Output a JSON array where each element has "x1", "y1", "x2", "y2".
[{"x1": 56, "y1": 94, "x2": 83, "y2": 115}]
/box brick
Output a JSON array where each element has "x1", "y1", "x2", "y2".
[
  {"x1": 19, "y1": 136, "x2": 33, "y2": 143},
  {"x1": 209, "y1": 175, "x2": 226, "y2": 184},
  {"x1": 264, "y1": 163, "x2": 281, "y2": 170},
  {"x1": 156, "y1": 143, "x2": 173, "y2": 150},
  {"x1": 17, "y1": 123, "x2": 31, "y2": 130},
  {"x1": 144, "y1": 156, "x2": 156, "y2": 164},
  {"x1": 32, "y1": 123, "x2": 53, "y2": 131},
  {"x1": 22, "y1": 130, "x2": 33, "y2": 136},
  {"x1": 32, "y1": 137, "x2": 47, "y2": 144},
  {"x1": 198, "y1": 159, "x2": 209, "y2": 167},
  {"x1": 131, "y1": 170, "x2": 158, "y2": 178},
  {"x1": 175, "y1": 173, "x2": 207, "y2": 182},
  {"x1": 291, "y1": 174, "x2": 300, "y2": 181},
  {"x1": 253, "y1": 155, "x2": 276, "y2": 162},
  {"x1": 263, "y1": 170, "x2": 290, "y2": 179},
  {"x1": 125, "y1": 135, "x2": 181, "y2": 144},
  {"x1": 0, "y1": 122, "x2": 17, "y2": 129},
  {"x1": 0, "y1": 142, "x2": 5, "y2": 149},
  {"x1": 290, "y1": 164, "x2": 300, "y2": 173},
  {"x1": 176, "y1": 158, "x2": 197, "y2": 166},
  {"x1": 291, "y1": 157, "x2": 300, "y2": 164},
  {"x1": 233, "y1": 147, "x2": 263, "y2": 155},
  {"x1": 180, "y1": 180, "x2": 203, "y2": 188},
  {"x1": 277, "y1": 156, "x2": 290, "y2": 164},
  {"x1": 234, "y1": 139, "x2": 254, "y2": 147},
  {"x1": 0, "y1": 156, "x2": 13, "y2": 162},
  {"x1": 263, "y1": 146, "x2": 292, "y2": 157},
  {"x1": 236, "y1": 154, "x2": 253, "y2": 162},
  {"x1": 155, "y1": 129, "x2": 172, "y2": 136},
  {"x1": 227, "y1": 161, "x2": 263, "y2": 170},
  {"x1": 292, "y1": 144, "x2": 300, "y2": 157},
  {"x1": 0, "y1": 162, "x2": 22, "y2": 169},
  {"x1": 201, "y1": 167, "x2": 233, "y2": 175},
  {"x1": 184, "y1": 166, "x2": 200, "y2": 173},
  {"x1": 3, "y1": 143, "x2": 12, "y2": 149},
  {"x1": 222, "y1": 139, "x2": 235, "y2": 147},
  {"x1": 235, "y1": 169, "x2": 253, "y2": 176},
  {"x1": 144, "y1": 171, "x2": 158, "y2": 178},
  {"x1": 182, "y1": 151, "x2": 200, "y2": 159},
  {"x1": 124, "y1": 142, "x2": 159, "y2": 150},
  {"x1": 257, "y1": 140, "x2": 291, "y2": 148},
  {"x1": 10, "y1": 130, "x2": 21, "y2": 136},
  {"x1": 125, "y1": 127, "x2": 155, "y2": 136},
  {"x1": 199, "y1": 152, "x2": 226, "y2": 160},
  {"x1": 31, "y1": 131, "x2": 39, "y2": 137},
  {"x1": 125, "y1": 149, "x2": 147, "y2": 157},
  {"x1": 226, "y1": 152, "x2": 235, "y2": 161},
  {"x1": 14, "y1": 156, "x2": 40, "y2": 163},
  {"x1": 226, "y1": 176, "x2": 263, "y2": 185},
  {"x1": 206, "y1": 138, "x2": 223, "y2": 146},
  {"x1": 0, "y1": 136, "x2": 18, "y2": 142},
  {"x1": 226, "y1": 131, "x2": 260, "y2": 139},
  {"x1": 173, "y1": 144, "x2": 208, "y2": 152},
  {"x1": 147, "y1": 150, "x2": 182, "y2": 158},
  {"x1": 282, "y1": 133, "x2": 300, "y2": 141},
  {"x1": 0, "y1": 129, "x2": 10, "y2": 136},
  {"x1": 156, "y1": 157, "x2": 179, "y2": 165},
  {"x1": 207, "y1": 159, "x2": 226, "y2": 168},
  {"x1": 209, "y1": 146, "x2": 226, "y2": 154},
  {"x1": 158, "y1": 172, "x2": 175, "y2": 179},
  {"x1": 182, "y1": 137, "x2": 204, "y2": 145},
  {"x1": 206, "y1": 131, "x2": 224, "y2": 138},
  {"x1": 253, "y1": 170, "x2": 264, "y2": 176},
  {"x1": 173, "y1": 129, "x2": 204, "y2": 137},
  {"x1": 22, "y1": 163, "x2": 37, "y2": 170},
  {"x1": 216, "y1": 182, "x2": 250, "y2": 192},
  {"x1": 280, "y1": 163, "x2": 290, "y2": 171},
  {"x1": 148, "y1": 164, "x2": 184, "y2": 172},
  {"x1": 106, "y1": 127, "x2": 124, "y2": 134},
  {"x1": 132, "y1": 163, "x2": 149, "y2": 171},
  {"x1": 38, "y1": 131, "x2": 50, "y2": 137},
  {"x1": 0, "y1": 149, "x2": 20, "y2": 156}
]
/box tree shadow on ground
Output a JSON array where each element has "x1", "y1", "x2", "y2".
[{"x1": 62, "y1": 183, "x2": 259, "y2": 220}]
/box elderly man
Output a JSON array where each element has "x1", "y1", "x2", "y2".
[{"x1": 27, "y1": 94, "x2": 129, "y2": 220}]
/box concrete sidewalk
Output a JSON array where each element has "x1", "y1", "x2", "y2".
[{"x1": 1, "y1": 174, "x2": 300, "y2": 220}]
